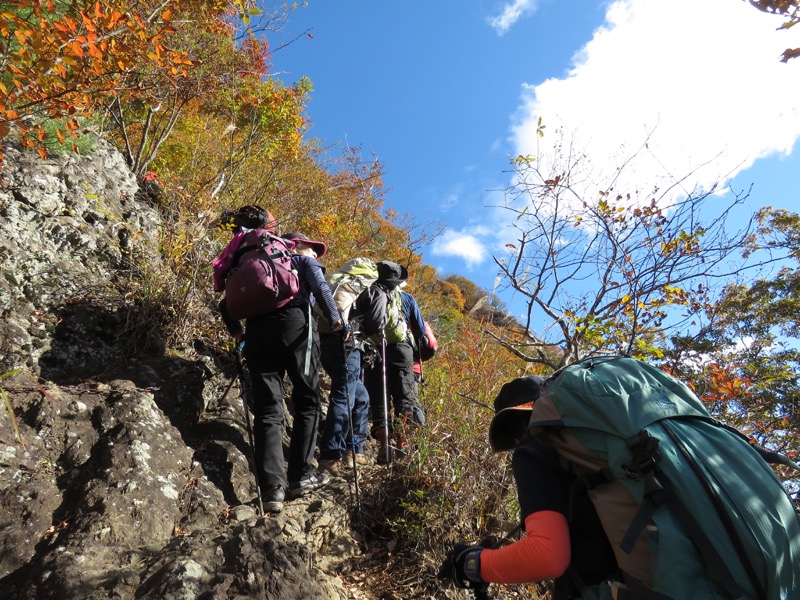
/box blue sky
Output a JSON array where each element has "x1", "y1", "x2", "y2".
[{"x1": 270, "y1": 0, "x2": 800, "y2": 318}]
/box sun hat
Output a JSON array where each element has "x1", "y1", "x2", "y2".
[
  {"x1": 282, "y1": 232, "x2": 327, "y2": 258},
  {"x1": 488, "y1": 375, "x2": 545, "y2": 452},
  {"x1": 376, "y1": 261, "x2": 408, "y2": 289}
]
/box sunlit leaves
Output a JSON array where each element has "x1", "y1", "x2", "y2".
[
  {"x1": 744, "y1": 0, "x2": 800, "y2": 61},
  {"x1": 0, "y1": 0, "x2": 236, "y2": 160}
]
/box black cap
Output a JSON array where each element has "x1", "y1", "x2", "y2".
[
  {"x1": 488, "y1": 376, "x2": 545, "y2": 452},
  {"x1": 376, "y1": 261, "x2": 408, "y2": 289}
]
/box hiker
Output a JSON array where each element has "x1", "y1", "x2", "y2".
[
  {"x1": 317, "y1": 259, "x2": 387, "y2": 475},
  {"x1": 438, "y1": 375, "x2": 616, "y2": 596},
  {"x1": 404, "y1": 289, "x2": 437, "y2": 395},
  {"x1": 362, "y1": 262, "x2": 425, "y2": 462},
  {"x1": 213, "y1": 205, "x2": 278, "y2": 339},
  {"x1": 439, "y1": 361, "x2": 800, "y2": 598},
  {"x1": 214, "y1": 215, "x2": 344, "y2": 513}
]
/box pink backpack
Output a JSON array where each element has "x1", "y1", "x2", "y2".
[{"x1": 221, "y1": 229, "x2": 301, "y2": 320}]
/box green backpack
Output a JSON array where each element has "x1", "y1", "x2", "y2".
[
  {"x1": 528, "y1": 356, "x2": 800, "y2": 600},
  {"x1": 383, "y1": 287, "x2": 408, "y2": 344},
  {"x1": 316, "y1": 257, "x2": 379, "y2": 336}
]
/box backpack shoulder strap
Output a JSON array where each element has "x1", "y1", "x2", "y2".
[{"x1": 231, "y1": 230, "x2": 293, "y2": 267}]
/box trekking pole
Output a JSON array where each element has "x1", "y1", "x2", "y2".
[
  {"x1": 417, "y1": 355, "x2": 424, "y2": 408},
  {"x1": 341, "y1": 338, "x2": 362, "y2": 515},
  {"x1": 380, "y1": 333, "x2": 391, "y2": 464},
  {"x1": 234, "y1": 345, "x2": 264, "y2": 516}
]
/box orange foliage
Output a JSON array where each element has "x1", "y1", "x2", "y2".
[{"x1": 0, "y1": 0, "x2": 241, "y2": 162}]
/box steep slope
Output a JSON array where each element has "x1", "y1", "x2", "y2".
[{"x1": 0, "y1": 141, "x2": 366, "y2": 599}]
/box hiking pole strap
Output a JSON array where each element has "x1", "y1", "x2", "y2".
[{"x1": 472, "y1": 582, "x2": 490, "y2": 600}]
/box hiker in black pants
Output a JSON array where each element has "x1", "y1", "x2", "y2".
[
  {"x1": 218, "y1": 221, "x2": 344, "y2": 513},
  {"x1": 362, "y1": 262, "x2": 425, "y2": 462},
  {"x1": 399, "y1": 286, "x2": 429, "y2": 421}
]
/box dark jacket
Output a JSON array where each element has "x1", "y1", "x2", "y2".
[{"x1": 345, "y1": 284, "x2": 388, "y2": 348}]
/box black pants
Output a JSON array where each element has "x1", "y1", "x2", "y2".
[
  {"x1": 364, "y1": 340, "x2": 424, "y2": 433},
  {"x1": 243, "y1": 305, "x2": 320, "y2": 492}
]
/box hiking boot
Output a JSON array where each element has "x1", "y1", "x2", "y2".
[
  {"x1": 318, "y1": 458, "x2": 342, "y2": 477},
  {"x1": 288, "y1": 471, "x2": 331, "y2": 499},
  {"x1": 394, "y1": 419, "x2": 411, "y2": 459},
  {"x1": 394, "y1": 434, "x2": 409, "y2": 459},
  {"x1": 343, "y1": 451, "x2": 369, "y2": 467},
  {"x1": 262, "y1": 486, "x2": 285, "y2": 513}
]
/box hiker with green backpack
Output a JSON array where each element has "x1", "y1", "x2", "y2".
[
  {"x1": 317, "y1": 258, "x2": 385, "y2": 475},
  {"x1": 439, "y1": 356, "x2": 800, "y2": 599},
  {"x1": 362, "y1": 262, "x2": 427, "y2": 462}
]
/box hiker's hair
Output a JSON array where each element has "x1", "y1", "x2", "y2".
[{"x1": 221, "y1": 206, "x2": 276, "y2": 232}]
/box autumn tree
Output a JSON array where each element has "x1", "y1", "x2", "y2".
[
  {"x1": 664, "y1": 207, "x2": 800, "y2": 478},
  {"x1": 1, "y1": 1, "x2": 245, "y2": 161},
  {"x1": 490, "y1": 130, "x2": 792, "y2": 370},
  {"x1": 745, "y1": 0, "x2": 800, "y2": 61}
]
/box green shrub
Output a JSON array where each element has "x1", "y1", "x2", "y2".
[{"x1": 39, "y1": 117, "x2": 97, "y2": 155}]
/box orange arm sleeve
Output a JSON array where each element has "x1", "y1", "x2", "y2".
[{"x1": 479, "y1": 510, "x2": 570, "y2": 584}]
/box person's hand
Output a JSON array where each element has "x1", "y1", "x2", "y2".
[{"x1": 437, "y1": 543, "x2": 485, "y2": 590}]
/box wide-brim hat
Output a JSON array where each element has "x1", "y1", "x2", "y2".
[
  {"x1": 376, "y1": 261, "x2": 408, "y2": 289},
  {"x1": 282, "y1": 232, "x2": 327, "y2": 258},
  {"x1": 488, "y1": 375, "x2": 545, "y2": 452}
]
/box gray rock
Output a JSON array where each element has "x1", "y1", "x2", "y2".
[{"x1": 0, "y1": 143, "x2": 360, "y2": 599}]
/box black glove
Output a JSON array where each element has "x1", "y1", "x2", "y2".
[{"x1": 437, "y1": 543, "x2": 485, "y2": 590}]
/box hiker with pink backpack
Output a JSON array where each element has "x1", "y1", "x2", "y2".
[{"x1": 213, "y1": 207, "x2": 345, "y2": 513}]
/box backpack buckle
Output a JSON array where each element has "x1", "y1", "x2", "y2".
[{"x1": 622, "y1": 431, "x2": 661, "y2": 481}]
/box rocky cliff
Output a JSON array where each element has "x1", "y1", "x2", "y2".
[{"x1": 0, "y1": 141, "x2": 370, "y2": 599}]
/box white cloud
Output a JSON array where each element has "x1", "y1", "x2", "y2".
[
  {"x1": 431, "y1": 229, "x2": 489, "y2": 268},
  {"x1": 489, "y1": 0, "x2": 539, "y2": 36},
  {"x1": 440, "y1": 188, "x2": 461, "y2": 211},
  {"x1": 511, "y1": 0, "x2": 800, "y2": 199}
]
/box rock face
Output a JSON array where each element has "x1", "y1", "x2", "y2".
[{"x1": 0, "y1": 142, "x2": 360, "y2": 599}]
